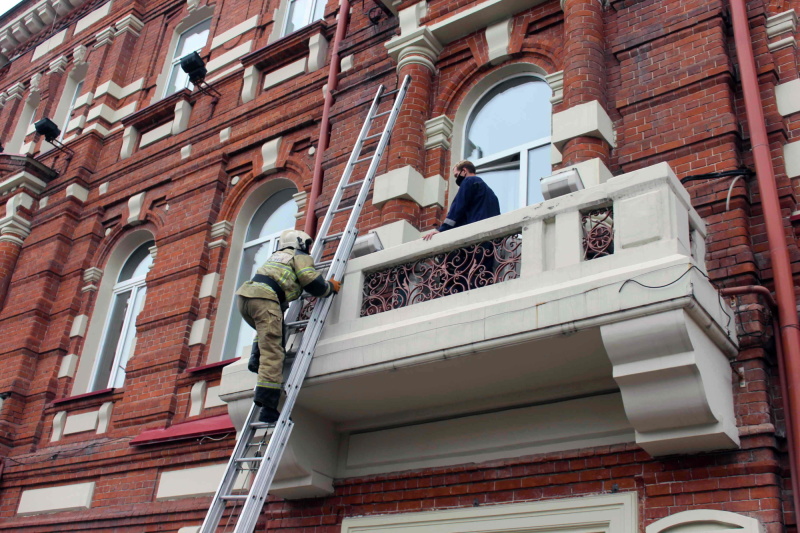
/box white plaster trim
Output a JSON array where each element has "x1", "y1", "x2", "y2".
[
  {"x1": 3, "y1": 192, "x2": 33, "y2": 217},
  {"x1": 207, "y1": 41, "x2": 253, "y2": 74},
  {"x1": 485, "y1": 18, "x2": 512, "y2": 65},
  {"x1": 205, "y1": 385, "x2": 226, "y2": 408},
  {"x1": 97, "y1": 401, "x2": 113, "y2": 433},
  {"x1": 766, "y1": 10, "x2": 797, "y2": 39},
  {"x1": 86, "y1": 101, "x2": 137, "y2": 125},
  {"x1": 293, "y1": 190, "x2": 308, "y2": 219},
  {"x1": 189, "y1": 380, "x2": 207, "y2": 416},
  {"x1": 66, "y1": 184, "x2": 89, "y2": 203},
  {"x1": 428, "y1": 0, "x2": 547, "y2": 45},
  {"x1": 371, "y1": 219, "x2": 420, "y2": 249},
  {"x1": 199, "y1": 273, "x2": 220, "y2": 299},
  {"x1": 82, "y1": 122, "x2": 113, "y2": 138},
  {"x1": 307, "y1": 32, "x2": 329, "y2": 72},
  {"x1": 342, "y1": 493, "x2": 637, "y2": 533},
  {"x1": 139, "y1": 122, "x2": 172, "y2": 148},
  {"x1": 93, "y1": 26, "x2": 115, "y2": 48},
  {"x1": 373, "y1": 165, "x2": 444, "y2": 208},
  {"x1": 785, "y1": 140, "x2": 800, "y2": 179},
  {"x1": 0, "y1": 171, "x2": 48, "y2": 196},
  {"x1": 210, "y1": 220, "x2": 233, "y2": 240},
  {"x1": 73, "y1": 90, "x2": 94, "y2": 109},
  {"x1": 48, "y1": 55, "x2": 69, "y2": 73},
  {"x1": 768, "y1": 37, "x2": 797, "y2": 52},
  {"x1": 263, "y1": 58, "x2": 306, "y2": 90},
  {"x1": 58, "y1": 354, "x2": 79, "y2": 378},
  {"x1": 559, "y1": 157, "x2": 613, "y2": 189},
  {"x1": 424, "y1": 114, "x2": 454, "y2": 150},
  {"x1": 211, "y1": 15, "x2": 258, "y2": 49},
  {"x1": 776, "y1": 79, "x2": 800, "y2": 117},
  {"x1": 95, "y1": 78, "x2": 144, "y2": 100},
  {"x1": 32, "y1": 29, "x2": 67, "y2": 61},
  {"x1": 340, "y1": 54, "x2": 354, "y2": 72},
  {"x1": 189, "y1": 318, "x2": 211, "y2": 346},
  {"x1": 646, "y1": 509, "x2": 761, "y2": 533},
  {"x1": 64, "y1": 410, "x2": 99, "y2": 435},
  {"x1": 114, "y1": 14, "x2": 144, "y2": 37},
  {"x1": 552, "y1": 100, "x2": 616, "y2": 149},
  {"x1": 181, "y1": 144, "x2": 192, "y2": 159},
  {"x1": 126, "y1": 192, "x2": 146, "y2": 225},
  {"x1": 219, "y1": 127, "x2": 231, "y2": 142},
  {"x1": 178, "y1": 527, "x2": 201, "y2": 533},
  {"x1": 157, "y1": 463, "x2": 248, "y2": 500},
  {"x1": 386, "y1": 28, "x2": 442, "y2": 71},
  {"x1": 70, "y1": 314, "x2": 89, "y2": 337},
  {"x1": 206, "y1": 64, "x2": 242, "y2": 85},
  {"x1": 51, "y1": 411, "x2": 66, "y2": 442},
  {"x1": 241, "y1": 66, "x2": 259, "y2": 102},
  {"x1": 261, "y1": 136, "x2": 282, "y2": 174},
  {"x1": 17, "y1": 482, "x2": 96, "y2": 515},
  {"x1": 172, "y1": 99, "x2": 193, "y2": 135},
  {"x1": 545, "y1": 70, "x2": 564, "y2": 104},
  {"x1": 75, "y1": 0, "x2": 114, "y2": 35},
  {"x1": 120, "y1": 125, "x2": 139, "y2": 159}
]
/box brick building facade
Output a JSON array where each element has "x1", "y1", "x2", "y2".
[{"x1": 0, "y1": 0, "x2": 798, "y2": 529}]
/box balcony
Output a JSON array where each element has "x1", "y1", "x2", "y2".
[{"x1": 220, "y1": 162, "x2": 738, "y2": 498}]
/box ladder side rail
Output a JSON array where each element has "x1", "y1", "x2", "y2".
[
  {"x1": 198, "y1": 403, "x2": 261, "y2": 533},
  {"x1": 233, "y1": 420, "x2": 295, "y2": 533},
  {"x1": 283, "y1": 86, "x2": 385, "y2": 328},
  {"x1": 309, "y1": 85, "x2": 386, "y2": 265}
]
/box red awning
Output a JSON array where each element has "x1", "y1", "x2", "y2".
[{"x1": 130, "y1": 414, "x2": 234, "y2": 446}]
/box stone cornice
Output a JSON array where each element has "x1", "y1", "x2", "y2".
[
  {"x1": 0, "y1": 214, "x2": 32, "y2": 242},
  {"x1": 385, "y1": 28, "x2": 443, "y2": 71}
]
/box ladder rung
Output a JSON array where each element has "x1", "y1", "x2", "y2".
[
  {"x1": 322, "y1": 232, "x2": 343, "y2": 242},
  {"x1": 354, "y1": 156, "x2": 373, "y2": 164},
  {"x1": 364, "y1": 133, "x2": 382, "y2": 140},
  {"x1": 286, "y1": 319, "x2": 309, "y2": 328},
  {"x1": 343, "y1": 179, "x2": 365, "y2": 189},
  {"x1": 332, "y1": 205, "x2": 353, "y2": 214},
  {"x1": 235, "y1": 457, "x2": 263, "y2": 463},
  {"x1": 374, "y1": 110, "x2": 391, "y2": 117},
  {"x1": 221, "y1": 495, "x2": 248, "y2": 501},
  {"x1": 316, "y1": 259, "x2": 333, "y2": 268},
  {"x1": 380, "y1": 89, "x2": 399, "y2": 98}
]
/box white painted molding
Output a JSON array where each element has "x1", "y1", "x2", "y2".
[
  {"x1": 485, "y1": 18, "x2": 512, "y2": 65},
  {"x1": 373, "y1": 166, "x2": 445, "y2": 208},
  {"x1": 157, "y1": 463, "x2": 248, "y2": 500},
  {"x1": 189, "y1": 318, "x2": 211, "y2": 346},
  {"x1": 99, "y1": 182, "x2": 109, "y2": 195},
  {"x1": 58, "y1": 354, "x2": 79, "y2": 378},
  {"x1": 94, "y1": 26, "x2": 115, "y2": 48},
  {"x1": 646, "y1": 509, "x2": 761, "y2": 533},
  {"x1": 51, "y1": 411, "x2": 67, "y2": 441},
  {"x1": 17, "y1": 481, "x2": 96, "y2": 515},
  {"x1": 126, "y1": 192, "x2": 146, "y2": 225},
  {"x1": 114, "y1": 14, "x2": 144, "y2": 37},
  {"x1": 211, "y1": 15, "x2": 258, "y2": 49},
  {"x1": 207, "y1": 41, "x2": 253, "y2": 74},
  {"x1": 97, "y1": 401, "x2": 113, "y2": 433},
  {"x1": 5, "y1": 82, "x2": 25, "y2": 101},
  {"x1": 65, "y1": 410, "x2": 99, "y2": 435},
  {"x1": 33, "y1": 29, "x2": 67, "y2": 60},
  {"x1": 769, "y1": 37, "x2": 797, "y2": 52},
  {"x1": 263, "y1": 59, "x2": 306, "y2": 90},
  {"x1": 140, "y1": 122, "x2": 172, "y2": 147},
  {"x1": 558, "y1": 157, "x2": 613, "y2": 189},
  {"x1": 3, "y1": 192, "x2": 33, "y2": 218},
  {"x1": 386, "y1": 28, "x2": 443, "y2": 72},
  {"x1": 552, "y1": 100, "x2": 616, "y2": 149},
  {"x1": 776, "y1": 79, "x2": 800, "y2": 116},
  {"x1": 66, "y1": 184, "x2": 89, "y2": 203},
  {"x1": 70, "y1": 314, "x2": 89, "y2": 337},
  {"x1": 219, "y1": 127, "x2": 231, "y2": 142},
  {"x1": 172, "y1": 99, "x2": 193, "y2": 135},
  {"x1": 398, "y1": 2, "x2": 427, "y2": 35},
  {"x1": 261, "y1": 136, "x2": 282, "y2": 174},
  {"x1": 424, "y1": 115, "x2": 454, "y2": 150},
  {"x1": 48, "y1": 55, "x2": 69, "y2": 74},
  {"x1": 785, "y1": 140, "x2": 800, "y2": 179},
  {"x1": 241, "y1": 66, "x2": 259, "y2": 103},
  {"x1": 199, "y1": 273, "x2": 220, "y2": 299},
  {"x1": 210, "y1": 220, "x2": 233, "y2": 239},
  {"x1": 82, "y1": 266, "x2": 103, "y2": 292},
  {"x1": 189, "y1": 380, "x2": 207, "y2": 416},
  {"x1": 120, "y1": 126, "x2": 140, "y2": 159},
  {"x1": 205, "y1": 385, "x2": 226, "y2": 407},
  {"x1": 148, "y1": 244, "x2": 158, "y2": 261},
  {"x1": 94, "y1": 78, "x2": 144, "y2": 100},
  {"x1": 0, "y1": 215, "x2": 31, "y2": 245},
  {"x1": 178, "y1": 527, "x2": 201, "y2": 533},
  {"x1": 73, "y1": 44, "x2": 88, "y2": 65},
  {"x1": 0, "y1": 170, "x2": 48, "y2": 196},
  {"x1": 766, "y1": 10, "x2": 797, "y2": 39},
  {"x1": 307, "y1": 32, "x2": 329, "y2": 72},
  {"x1": 181, "y1": 144, "x2": 192, "y2": 159},
  {"x1": 371, "y1": 219, "x2": 421, "y2": 249},
  {"x1": 293, "y1": 190, "x2": 308, "y2": 219},
  {"x1": 601, "y1": 309, "x2": 739, "y2": 456},
  {"x1": 76, "y1": 1, "x2": 114, "y2": 34},
  {"x1": 545, "y1": 70, "x2": 564, "y2": 104},
  {"x1": 340, "y1": 54, "x2": 354, "y2": 72},
  {"x1": 342, "y1": 493, "x2": 637, "y2": 533}
]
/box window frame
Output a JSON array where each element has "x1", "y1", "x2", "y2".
[
  {"x1": 281, "y1": 0, "x2": 325, "y2": 37},
  {"x1": 461, "y1": 73, "x2": 553, "y2": 213},
  {"x1": 88, "y1": 243, "x2": 153, "y2": 391}
]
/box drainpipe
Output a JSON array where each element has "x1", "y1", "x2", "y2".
[
  {"x1": 728, "y1": 0, "x2": 800, "y2": 517},
  {"x1": 304, "y1": 0, "x2": 351, "y2": 237},
  {"x1": 720, "y1": 286, "x2": 800, "y2": 519}
]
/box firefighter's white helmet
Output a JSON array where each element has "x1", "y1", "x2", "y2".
[{"x1": 278, "y1": 229, "x2": 313, "y2": 252}]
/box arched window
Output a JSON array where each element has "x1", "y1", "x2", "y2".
[
  {"x1": 221, "y1": 190, "x2": 298, "y2": 361},
  {"x1": 90, "y1": 241, "x2": 153, "y2": 390},
  {"x1": 463, "y1": 75, "x2": 552, "y2": 213}
]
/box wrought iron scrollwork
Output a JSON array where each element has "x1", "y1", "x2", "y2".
[
  {"x1": 360, "y1": 233, "x2": 522, "y2": 316},
  {"x1": 582, "y1": 207, "x2": 614, "y2": 260}
]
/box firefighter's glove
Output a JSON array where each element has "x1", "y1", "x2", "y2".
[{"x1": 328, "y1": 278, "x2": 342, "y2": 294}]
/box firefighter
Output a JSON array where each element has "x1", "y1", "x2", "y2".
[{"x1": 236, "y1": 229, "x2": 340, "y2": 425}]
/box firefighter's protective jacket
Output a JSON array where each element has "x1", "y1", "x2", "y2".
[{"x1": 236, "y1": 248, "x2": 333, "y2": 303}]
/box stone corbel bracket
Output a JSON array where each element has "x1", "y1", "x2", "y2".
[
  {"x1": 209, "y1": 220, "x2": 233, "y2": 249},
  {"x1": 81, "y1": 266, "x2": 103, "y2": 292},
  {"x1": 386, "y1": 27, "x2": 443, "y2": 72},
  {"x1": 766, "y1": 10, "x2": 798, "y2": 52}
]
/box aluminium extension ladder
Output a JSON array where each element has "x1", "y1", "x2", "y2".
[{"x1": 199, "y1": 74, "x2": 412, "y2": 533}]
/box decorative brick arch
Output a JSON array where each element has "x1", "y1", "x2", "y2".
[{"x1": 646, "y1": 510, "x2": 762, "y2": 533}]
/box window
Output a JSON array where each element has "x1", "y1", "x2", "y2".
[
  {"x1": 164, "y1": 18, "x2": 211, "y2": 97},
  {"x1": 221, "y1": 190, "x2": 298, "y2": 361},
  {"x1": 59, "y1": 80, "x2": 83, "y2": 141},
  {"x1": 6, "y1": 101, "x2": 38, "y2": 154},
  {"x1": 463, "y1": 75, "x2": 552, "y2": 214},
  {"x1": 90, "y1": 242, "x2": 153, "y2": 390},
  {"x1": 282, "y1": 0, "x2": 325, "y2": 36}
]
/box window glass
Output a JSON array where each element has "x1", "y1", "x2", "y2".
[
  {"x1": 223, "y1": 193, "x2": 297, "y2": 361},
  {"x1": 464, "y1": 76, "x2": 552, "y2": 213},
  {"x1": 165, "y1": 19, "x2": 211, "y2": 97},
  {"x1": 90, "y1": 241, "x2": 154, "y2": 391},
  {"x1": 283, "y1": 0, "x2": 325, "y2": 36},
  {"x1": 59, "y1": 80, "x2": 83, "y2": 141}
]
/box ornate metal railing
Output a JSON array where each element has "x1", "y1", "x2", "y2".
[
  {"x1": 360, "y1": 233, "x2": 522, "y2": 316},
  {"x1": 582, "y1": 207, "x2": 614, "y2": 260}
]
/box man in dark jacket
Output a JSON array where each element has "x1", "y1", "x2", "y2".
[
  {"x1": 423, "y1": 160, "x2": 500, "y2": 240},
  {"x1": 423, "y1": 161, "x2": 501, "y2": 293}
]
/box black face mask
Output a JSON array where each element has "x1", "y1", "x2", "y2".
[{"x1": 455, "y1": 173, "x2": 465, "y2": 186}]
